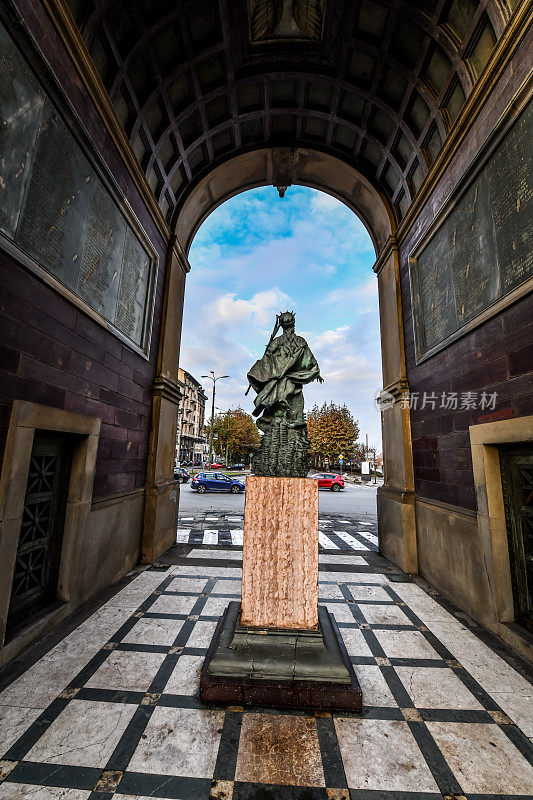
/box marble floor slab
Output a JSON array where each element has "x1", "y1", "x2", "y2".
[
  {"x1": 235, "y1": 713, "x2": 325, "y2": 787},
  {"x1": 25, "y1": 700, "x2": 138, "y2": 767},
  {"x1": 334, "y1": 717, "x2": 440, "y2": 791},
  {"x1": 127, "y1": 706, "x2": 225, "y2": 778}
]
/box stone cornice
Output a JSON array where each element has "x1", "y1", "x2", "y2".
[
  {"x1": 373, "y1": 236, "x2": 398, "y2": 275},
  {"x1": 382, "y1": 378, "x2": 411, "y2": 400},
  {"x1": 153, "y1": 375, "x2": 183, "y2": 406},
  {"x1": 171, "y1": 237, "x2": 192, "y2": 274}
]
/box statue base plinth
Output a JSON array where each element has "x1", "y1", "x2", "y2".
[
  {"x1": 200, "y1": 602, "x2": 362, "y2": 710},
  {"x1": 241, "y1": 476, "x2": 319, "y2": 629}
]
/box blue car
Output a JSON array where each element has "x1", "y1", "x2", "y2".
[{"x1": 191, "y1": 472, "x2": 245, "y2": 494}]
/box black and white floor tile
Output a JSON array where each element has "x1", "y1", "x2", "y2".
[
  {"x1": 177, "y1": 514, "x2": 379, "y2": 552},
  {"x1": 0, "y1": 539, "x2": 532, "y2": 798}
]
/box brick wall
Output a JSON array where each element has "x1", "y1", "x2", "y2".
[
  {"x1": 403, "y1": 291, "x2": 533, "y2": 510},
  {"x1": 0, "y1": 251, "x2": 164, "y2": 497}
]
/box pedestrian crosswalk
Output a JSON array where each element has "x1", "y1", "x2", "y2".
[{"x1": 176, "y1": 514, "x2": 378, "y2": 552}]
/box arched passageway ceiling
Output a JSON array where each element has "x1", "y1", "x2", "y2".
[
  {"x1": 65, "y1": 0, "x2": 510, "y2": 228},
  {"x1": 175, "y1": 147, "x2": 393, "y2": 255}
]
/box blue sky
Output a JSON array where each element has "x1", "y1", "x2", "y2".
[{"x1": 181, "y1": 186, "x2": 383, "y2": 449}]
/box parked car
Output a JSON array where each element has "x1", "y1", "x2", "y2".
[
  {"x1": 174, "y1": 467, "x2": 190, "y2": 483},
  {"x1": 227, "y1": 463, "x2": 245, "y2": 471},
  {"x1": 312, "y1": 472, "x2": 344, "y2": 491},
  {"x1": 191, "y1": 472, "x2": 245, "y2": 494},
  {"x1": 209, "y1": 462, "x2": 225, "y2": 469}
]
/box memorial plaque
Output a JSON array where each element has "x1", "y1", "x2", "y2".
[
  {"x1": 17, "y1": 101, "x2": 94, "y2": 286},
  {"x1": 450, "y1": 171, "x2": 499, "y2": 327},
  {"x1": 413, "y1": 100, "x2": 532, "y2": 359},
  {"x1": 115, "y1": 228, "x2": 151, "y2": 346},
  {"x1": 77, "y1": 177, "x2": 127, "y2": 319},
  {"x1": 486, "y1": 102, "x2": 533, "y2": 295},
  {"x1": 0, "y1": 20, "x2": 155, "y2": 353},
  {"x1": 416, "y1": 223, "x2": 457, "y2": 352},
  {"x1": 0, "y1": 22, "x2": 44, "y2": 238}
]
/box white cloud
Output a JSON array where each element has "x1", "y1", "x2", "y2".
[
  {"x1": 310, "y1": 192, "x2": 343, "y2": 212},
  {"x1": 320, "y1": 277, "x2": 378, "y2": 308},
  {"x1": 310, "y1": 326, "x2": 350, "y2": 348},
  {"x1": 209, "y1": 294, "x2": 253, "y2": 322},
  {"x1": 207, "y1": 288, "x2": 292, "y2": 325}
]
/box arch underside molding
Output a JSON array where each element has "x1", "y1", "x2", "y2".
[{"x1": 174, "y1": 147, "x2": 395, "y2": 256}]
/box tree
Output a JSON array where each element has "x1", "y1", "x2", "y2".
[
  {"x1": 205, "y1": 408, "x2": 260, "y2": 463},
  {"x1": 351, "y1": 443, "x2": 367, "y2": 465},
  {"x1": 307, "y1": 402, "x2": 360, "y2": 466}
]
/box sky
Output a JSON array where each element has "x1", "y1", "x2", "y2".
[{"x1": 181, "y1": 185, "x2": 383, "y2": 450}]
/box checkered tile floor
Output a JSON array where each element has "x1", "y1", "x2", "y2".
[
  {"x1": 0, "y1": 542, "x2": 532, "y2": 798},
  {"x1": 177, "y1": 513, "x2": 379, "y2": 552}
]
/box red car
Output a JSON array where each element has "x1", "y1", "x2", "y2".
[
  {"x1": 313, "y1": 472, "x2": 345, "y2": 491},
  {"x1": 210, "y1": 462, "x2": 224, "y2": 469}
]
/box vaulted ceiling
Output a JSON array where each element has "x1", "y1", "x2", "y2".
[{"x1": 64, "y1": 0, "x2": 513, "y2": 226}]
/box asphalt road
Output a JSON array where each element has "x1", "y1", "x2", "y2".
[{"x1": 177, "y1": 476, "x2": 379, "y2": 519}]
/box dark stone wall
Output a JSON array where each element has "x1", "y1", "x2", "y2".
[
  {"x1": 0, "y1": 0, "x2": 168, "y2": 497},
  {"x1": 399, "y1": 28, "x2": 533, "y2": 511}
]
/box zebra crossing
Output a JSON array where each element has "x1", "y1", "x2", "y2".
[{"x1": 176, "y1": 514, "x2": 378, "y2": 552}]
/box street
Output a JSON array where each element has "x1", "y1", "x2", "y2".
[{"x1": 178, "y1": 476, "x2": 380, "y2": 519}]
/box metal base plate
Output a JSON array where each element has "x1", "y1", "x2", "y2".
[{"x1": 200, "y1": 602, "x2": 362, "y2": 710}]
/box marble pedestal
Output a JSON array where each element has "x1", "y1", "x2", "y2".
[{"x1": 200, "y1": 476, "x2": 362, "y2": 710}]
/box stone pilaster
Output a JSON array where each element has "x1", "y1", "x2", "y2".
[
  {"x1": 142, "y1": 238, "x2": 189, "y2": 563},
  {"x1": 374, "y1": 237, "x2": 417, "y2": 574}
]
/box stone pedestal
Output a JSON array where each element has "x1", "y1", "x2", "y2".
[
  {"x1": 241, "y1": 476, "x2": 318, "y2": 629},
  {"x1": 200, "y1": 476, "x2": 362, "y2": 710}
]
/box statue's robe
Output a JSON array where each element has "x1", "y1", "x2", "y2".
[{"x1": 247, "y1": 332, "x2": 320, "y2": 421}]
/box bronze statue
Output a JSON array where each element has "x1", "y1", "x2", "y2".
[{"x1": 246, "y1": 311, "x2": 323, "y2": 477}]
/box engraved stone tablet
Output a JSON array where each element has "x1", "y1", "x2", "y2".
[
  {"x1": 0, "y1": 24, "x2": 44, "y2": 238},
  {"x1": 416, "y1": 226, "x2": 456, "y2": 352},
  {"x1": 486, "y1": 102, "x2": 533, "y2": 295},
  {"x1": 17, "y1": 101, "x2": 94, "y2": 285},
  {"x1": 78, "y1": 177, "x2": 127, "y2": 319},
  {"x1": 115, "y1": 228, "x2": 151, "y2": 346},
  {"x1": 450, "y1": 172, "x2": 499, "y2": 328},
  {"x1": 413, "y1": 100, "x2": 533, "y2": 358},
  {"x1": 0, "y1": 19, "x2": 156, "y2": 352}
]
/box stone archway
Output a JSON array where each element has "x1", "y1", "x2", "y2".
[{"x1": 147, "y1": 146, "x2": 417, "y2": 573}]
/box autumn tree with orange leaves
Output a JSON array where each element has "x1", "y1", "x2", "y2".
[
  {"x1": 205, "y1": 408, "x2": 260, "y2": 464},
  {"x1": 307, "y1": 402, "x2": 360, "y2": 466}
]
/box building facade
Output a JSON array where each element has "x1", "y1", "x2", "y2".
[
  {"x1": 176, "y1": 368, "x2": 207, "y2": 465},
  {"x1": 0, "y1": 0, "x2": 531, "y2": 668}
]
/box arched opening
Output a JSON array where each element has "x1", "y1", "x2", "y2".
[
  {"x1": 170, "y1": 147, "x2": 415, "y2": 567},
  {"x1": 180, "y1": 184, "x2": 382, "y2": 489},
  {"x1": 52, "y1": 0, "x2": 523, "y2": 589}
]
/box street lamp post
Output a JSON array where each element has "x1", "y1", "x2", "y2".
[
  {"x1": 216, "y1": 406, "x2": 232, "y2": 467},
  {"x1": 201, "y1": 371, "x2": 229, "y2": 467}
]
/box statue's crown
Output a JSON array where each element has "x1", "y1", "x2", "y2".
[{"x1": 279, "y1": 310, "x2": 295, "y2": 323}]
